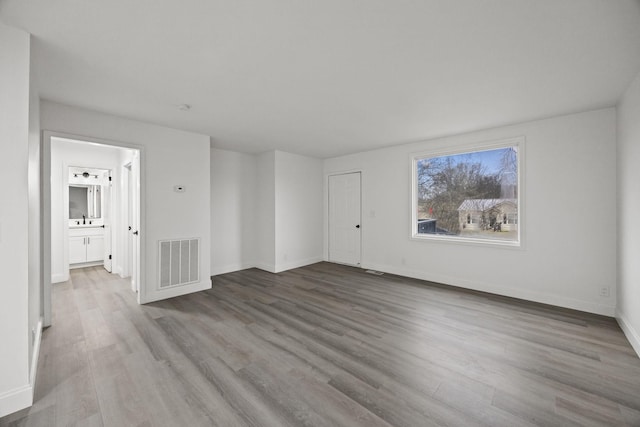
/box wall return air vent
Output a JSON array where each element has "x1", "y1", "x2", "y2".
[{"x1": 158, "y1": 238, "x2": 200, "y2": 288}]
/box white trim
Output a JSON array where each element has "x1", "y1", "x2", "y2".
[
  {"x1": 275, "y1": 256, "x2": 323, "y2": 273},
  {"x1": 30, "y1": 318, "x2": 43, "y2": 388},
  {"x1": 43, "y1": 130, "x2": 146, "y2": 310},
  {"x1": 254, "y1": 257, "x2": 324, "y2": 275},
  {"x1": 211, "y1": 262, "x2": 256, "y2": 276},
  {"x1": 42, "y1": 130, "x2": 52, "y2": 327},
  {"x1": 139, "y1": 279, "x2": 211, "y2": 304},
  {"x1": 0, "y1": 318, "x2": 41, "y2": 417},
  {"x1": 51, "y1": 273, "x2": 67, "y2": 284},
  {"x1": 255, "y1": 262, "x2": 277, "y2": 274},
  {"x1": 69, "y1": 261, "x2": 103, "y2": 270},
  {"x1": 361, "y1": 261, "x2": 616, "y2": 317},
  {"x1": 0, "y1": 384, "x2": 32, "y2": 418},
  {"x1": 409, "y1": 233, "x2": 522, "y2": 249},
  {"x1": 616, "y1": 310, "x2": 640, "y2": 357},
  {"x1": 113, "y1": 265, "x2": 124, "y2": 277},
  {"x1": 409, "y1": 136, "x2": 525, "y2": 249}
]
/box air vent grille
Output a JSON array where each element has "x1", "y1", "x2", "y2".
[{"x1": 159, "y1": 238, "x2": 199, "y2": 288}]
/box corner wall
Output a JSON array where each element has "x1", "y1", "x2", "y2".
[
  {"x1": 0, "y1": 22, "x2": 32, "y2": 417},
  {"x1": 210, "y1": 148, "x2": 258, "y2": 275},
  {"x1": 324, "y1": 108, "x2": 617, "y2": 316},
  {"x1": 617, "y1": 70, "x2": 640, "y2": 355},
  {"x1": 256, "y1": 151, "x2": 277, "y2": 271},
  {"x1": 274, "y1": 151, "x2": 323, "y2": 271},
  {"x1": 210, "y1": 149, "x2": 323, "y2": 275},
  {"x1": 27, "y1": 32, "x2": 42, "y2": 388}
]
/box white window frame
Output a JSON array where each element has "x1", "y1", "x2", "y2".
[{"x1": 410, "y1": 136, "x2": 525, "y2": 248}]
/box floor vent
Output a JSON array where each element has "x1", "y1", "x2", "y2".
[
  {"x1": 365, "y1": 270, "x2": 384, "y2": 275},
  {"x1": 159, "y1": 238, "x2": 200, "y2": 288}
]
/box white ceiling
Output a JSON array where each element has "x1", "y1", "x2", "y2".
[{"x1": 2, "y1": 0, "x2": 640, "y2": 158}]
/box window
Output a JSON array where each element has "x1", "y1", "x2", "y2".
[{"x1": 411, "y1": 138, "x2": 522, "y2": 246}]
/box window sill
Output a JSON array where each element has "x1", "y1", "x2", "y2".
[{"x1": 410, "y1": 233, "x2": 523, "y2": 249}]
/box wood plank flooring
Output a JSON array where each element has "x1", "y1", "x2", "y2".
[{"x1": 3, "y1": 262, "x2": 640, "y2": 426}]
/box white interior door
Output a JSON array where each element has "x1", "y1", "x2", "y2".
[
  {"x1": 130, "y1": 151, "x2": 140, "y2": 297},
  {"x1": 329, "y1": 172, "x2": 361, "y2": 266},
  {"x1": 103, "y1": 170, "x2": 113, "y2": 272},
  {"x1": 122, "y1": 163, "x2": 131, "y2": 279}
]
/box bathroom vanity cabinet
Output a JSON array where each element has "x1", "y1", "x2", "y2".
[{"x1": 69, "y1": 227, "x2": 104, "y2": 265}]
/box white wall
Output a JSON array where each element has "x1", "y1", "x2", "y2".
[
  {"x1": 0, "y1": 22, "x2": 32, "y2": 417},
  {"x1": 50, "y1": 138, "x2": 123, "y2": 282},
  {"x1": 210, "y1": 148, "x2": 257, "y2": 275},
  {"x1": 325, "y1": 109, "x2": 617, "y2": 316},
  {"x1": 27, "y1": 39, "x2": 42, "y2": 379},
  {"x1": 274, "y1": 151, "x2": 323, "y2": 272},
  {"x1": 210, "y1": 149, "x2": 323, "y2": 275},
  {"x1": 617, "y1": 70, "x2": 640, "y2": 355},
  {"x1": 41, "y1": 101, "x2": 211, "y2": 303},
  {"x1": 256, "y1": 151, "x2": 276, "y2": 271}
]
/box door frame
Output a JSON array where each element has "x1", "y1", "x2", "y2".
[
  {"x1": 102, "y1": 168, "x2": 113, "y2": 273},
  {"x1": 326, "y1": 170, "x2": 363, "y2": 267},
  {"x1": 42, "y1": 131, "x2": 145, "y2": 326}
]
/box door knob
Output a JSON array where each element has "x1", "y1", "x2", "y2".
[
  {"x1": 133, "y1": 230, "x2": 139, "y2": 236},
  {"x1": 356, "y1": 225, "x2": 360, "y2": 228}
]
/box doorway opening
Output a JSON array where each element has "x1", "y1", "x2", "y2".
[{"x1": 43, "y1": 133, "x2": 142, "y2": 326}]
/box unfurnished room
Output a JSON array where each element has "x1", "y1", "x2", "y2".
[{"x1": 1, "y1": 1, "x2": 640, "y2": 426}]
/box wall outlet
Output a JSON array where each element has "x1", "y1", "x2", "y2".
[{"x1": 599, "y1": 286, "x2": 610, "y2": 297}]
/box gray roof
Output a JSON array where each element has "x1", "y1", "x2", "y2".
[{"x1": 457, "y1": 198, "x2": 517, "y2": 211}]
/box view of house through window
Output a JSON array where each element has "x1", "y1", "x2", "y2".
[{"x1": 413, "y1": 142, "x2": 520, "y2": 244}]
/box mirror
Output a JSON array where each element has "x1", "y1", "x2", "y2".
[{"x1": 69, "y1": 184, "x2": 102, "y2": 219}]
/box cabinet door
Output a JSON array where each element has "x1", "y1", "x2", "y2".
[
  {"x1": 86, "y1": 235, "x2": 104, "y2": 262},
  {"x1": 69, "y1": 236, "x2": 86, "y2": 264}
]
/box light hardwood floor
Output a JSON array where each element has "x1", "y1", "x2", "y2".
[{"x1": 2, "y1": 262, "x2": 640, "y2": 426}]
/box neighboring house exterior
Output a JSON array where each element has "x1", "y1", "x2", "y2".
[{"x1": 458, "y1": 198, "x2": 518, "y2": 231}]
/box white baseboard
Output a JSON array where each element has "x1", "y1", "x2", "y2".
[
  {"x1": 51, "y1": 273, "x2": 67, "y2": 283},
  {"x1": 1, "y1": 317, "x2": 45, "y2": 417},
  {"x1": 69, "y1": 261, "x2": 102, "y2": 270},
  {"x1": 140, "y1": 279, "x2": 212, "y2": 304},
  {"x1": 274, "y1": 256, "x2": 323, "y2": 273},
  {"x1": 254, "y1": 257, "x2": 323, "y2": 274},
  {"x1": 113, "y1": 265, "x2": 123, "y2": 277},
  {"x1": 255, "y1": 262, "x2": 277, "y2": 273},
  {"x1": 211, "y1": 262, "x2": 256, "y2": 276},
  {"x1": 616, "y1": 310, "x2": 640, "y2": 357},
  {"x1": 0, "y1": 384, "x2": 32, "y2": 418},
  {"x1": 30, "y1": 318, "x2": 43, "y2": 388},
  {"x1": 361, "y1": 262, "x2": 616, "y2": 317}
]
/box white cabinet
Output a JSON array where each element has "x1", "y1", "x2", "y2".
[
  {"x1": 85, "y1": 235, "x2": 104, "y2": 262},
  {"x1": 69, "y1": 236, "x2": 88, "y2": 264},
  {"x1": 69, "y1": 227, "x2": 104, "y2": 265}
]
